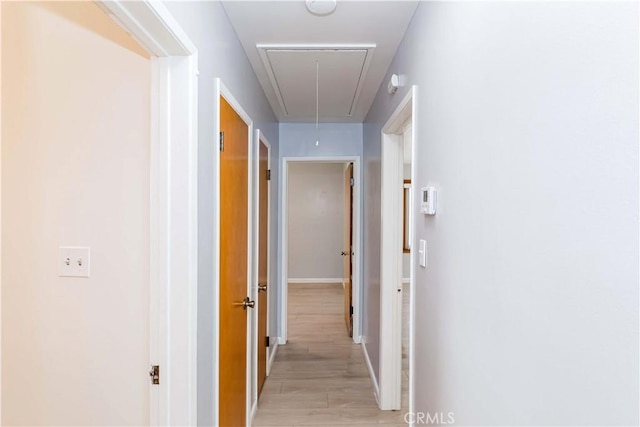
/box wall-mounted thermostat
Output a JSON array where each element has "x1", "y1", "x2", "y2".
[{"x1": 420, "y1": 186, "x2": 437, "y2": 215}]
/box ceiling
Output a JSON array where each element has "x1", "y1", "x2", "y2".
[{"x1": 221, "y1": 1, "x2": 419, "y2": 123}]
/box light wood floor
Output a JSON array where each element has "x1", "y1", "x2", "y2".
[{"x1": 252, "y1": 283, "x2": 407, "y2": 427}]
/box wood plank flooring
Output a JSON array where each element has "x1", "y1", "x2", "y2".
[{"x1": 252, "y1": 283, "x2": 408, "y2": 427}]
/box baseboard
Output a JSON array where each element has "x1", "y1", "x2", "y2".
[
  {"x1": 267, "y1": 341, "x2": 279, "y2": 375},
  {"x1": 250, "y1": 399, "x2": 258, "y2": 425},
  {"x1": 361, "y1": 342, "x2": 380, "y2": 405},
  {"x1": 287, "y1": 278, "x2": 343, "y2": 284}
]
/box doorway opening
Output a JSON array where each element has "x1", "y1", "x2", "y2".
[
  {"x1": 379, "y1": 87, "x2": 416, "y2": 413},
  {"x1": 279, "y1": 157, "x2": 362, "y2": 346},
  {"x1": 286, "y1": 161, "x2": 353, "y2": 340}
]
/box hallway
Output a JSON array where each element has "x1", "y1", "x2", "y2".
[{"x1": 253, "y1": 284, "x2": 406, "y2": 426}]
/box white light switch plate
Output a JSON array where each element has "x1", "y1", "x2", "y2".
[
  {"x1": 418, "y1": 240, "x2": 427, "y2": 268},
  {"x1": 59, "y1": 247, "x2": 90, "y2": 278}
]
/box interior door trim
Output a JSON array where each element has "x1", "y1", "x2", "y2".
[
  {"x1": 252, "y1": 129, "x2": 272, "y2": 417},
  {"x1": 279, "y1": 156, "x2": 363, "y2": 347},
  {"x1": 95, "y1": 2, "x2": 198, "y2": 425}
]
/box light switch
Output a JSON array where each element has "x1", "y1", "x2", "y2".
[
  {"x1": 418, "y1": 240, "x2": 427, "y2": 268},
  {"x1": 59, "y1": 247, "x2": 90, "y2": 278}
]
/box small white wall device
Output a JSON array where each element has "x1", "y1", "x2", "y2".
[
  {"x1": 387, "y1": 74, "x2": 399, "y2": 95},
  {"x1": 420, "y1": 186, "x2": 437, "y2": 215}
]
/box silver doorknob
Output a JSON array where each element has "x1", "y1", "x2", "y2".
[
  {"x1": 234, "y1": 297, "x2": 255, "y2": 310},
  {"x1": 258, "y1": 284, "x2": 268, "y2": 292}
]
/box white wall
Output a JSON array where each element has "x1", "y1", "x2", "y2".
[
  {"x1": 2, "y1": 2, "x2": 151, "y2": 424},
  {"x1": 160, "y1": 3, "x2": 279, "y2": 424},
  {"x1": 287, "y1": 163, "x2": 345, "y2": 281},
  {"x1": 365, "y1": 1, "x2": 639, "y2": 425}
]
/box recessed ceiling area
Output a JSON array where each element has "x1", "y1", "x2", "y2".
[
  {"x1": 259, "y1": 45, "x2": 374, "y2": 121},
  {"x1": 221, "y1": 1, "x2": 419, "y2": 123}
]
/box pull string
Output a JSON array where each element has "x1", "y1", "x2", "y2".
[{"x1": 315, "y1": 59, "x2": 319, "y2": 147}]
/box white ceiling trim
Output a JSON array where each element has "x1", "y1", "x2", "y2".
[{"x1": 257, "y1": 43, "x2": 376, "y2": 119}]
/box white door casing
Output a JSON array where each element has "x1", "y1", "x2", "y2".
[
  {"x1": 279, "y1": 156, "x2": 363, "y2": 346},
  {"x1": 251, "y1": 129, "x2": 273, "y2": 420},
  {"x1": 93, "y1": 2, "x2": 198, "y2": 425},
  {"x1": 379, "y1": 87, "x2": 417, "y2": 413}
]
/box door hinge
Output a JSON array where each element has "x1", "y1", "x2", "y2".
[
  {"x1": 350, "y1": 178, "x2": 354, "y2": 187},
  {"x1": 219, "y1": 131, "x2": 225, "y2": 152},
  {"x1": 349, "y1": 306, "x2": 353, "y2": 316},
  {"x1": 265, "y1": 336, "x2": 270, "y2": 347},
  {"x1": 266, "y1": 169, "x2": 271, "y2": 181},
  {"x1": 149, "y1": 365, "x2": 159, "y2": 385}
]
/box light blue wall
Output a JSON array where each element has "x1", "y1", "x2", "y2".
[
  {"x1": 277, "y1": 123, "x2": 364, "y2": 339},
  {"x1": 279, "y1": 123, "x2": 363, "y2": 158},
  {"x1": 365, "y1": 1, "x2": 638, "y2": 425},
  {"x1": 162, "y1": 2, "x2": 278, "y2": 425}
]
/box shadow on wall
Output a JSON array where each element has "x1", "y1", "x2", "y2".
[{"x1": 34, "y1": 2, "x2": 149, "y2": 58}]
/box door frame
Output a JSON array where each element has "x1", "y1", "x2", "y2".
[
  {"x1": 213, "y1": 80, "x2": 255, "y2": 427},
  {"x1": 378, "y1": 87, "x2": 417, "y2": 412},
  {"x1": 0, "y1": 1, "x2": 199, "y2": 425},
  {"x1": 97, "y1": 2, "x2": 199, "y2": 425},
  {"x1": 251, "y1": 129, "x2": 272, "y2": 418},
  {"x1": 279, "y1": 156, "x2": 362, "y2": 344},
  {"x1": 0, "y1": 5, "x2": 4, "y2": 421}
]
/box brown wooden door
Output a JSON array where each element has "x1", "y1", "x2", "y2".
[
  {"x1": 219, "y1": 96, "x2": 249, "y2": 427},
  {"x1": 257, "y1": 140, "x2": 269, "y2": 395},
  {"x1": 343, "y1": 163, "x2": 354, "y2": 336}
]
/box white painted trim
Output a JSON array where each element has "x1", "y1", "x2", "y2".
[
  {"x1": 267, "y1": 341, "x2": 279, "y2": 376},
  {"x1": 361, "y1": 343, "x2": 380, "y2": 405},
  {"x1": 408, "y1": 89, "x2": 418, "y2": 427},
  {"x1": 288, "y1": 278, "x2": 344, "y2": 284},
  {"x1": 277, "y1": 337, "x2": 287, "y2": 345},
  {"x1": 164, "y1": 53, "x2": 199, "y2": 427},
  {"x1": 402, "y1": 278, "x2": 410, "y2": 284},
  {"x1": 280, "y1": 156, "x2": 363, "y2": 345},
  {"x1": 0, "y1": 5, "x2": 3, "y2": 422},
  {"x1": 212, "y1": 79, "x2": 222, "y2": 427},
  {"x1": 261, "y1": 133, "x2": 272, "y2": 368},
  {"x1": 251, "y1": 129, "x2": 272, "y2": 419},
  {"x1": 218, "y1": 81, "x2": 255, "y2": 427},
  {"x1": 379, "y1": 87, "x2": 416, "y2": 411},
  {"x1": 96, "y1": 1, "x2": 196, "y2": 56},
  {"x1": 96, "y1": 2, "x2": 198, "y2": 426}
]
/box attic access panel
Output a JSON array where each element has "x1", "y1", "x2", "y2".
[{"x1": 258, "y1": 45, "x2": 375, "y2": 120}]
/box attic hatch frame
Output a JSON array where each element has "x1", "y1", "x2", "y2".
[
  {"x1": 257, "y1": 43, "x2": 376, "y2": 121},
  {"x1": 95, "y1": 2, "x2": 198, "y2": 425}
]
